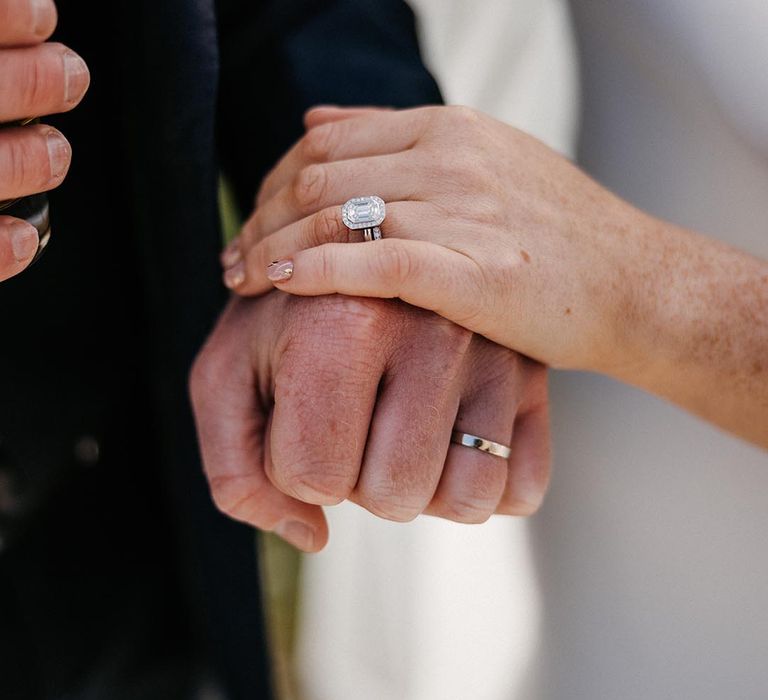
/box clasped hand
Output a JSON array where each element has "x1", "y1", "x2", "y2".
[{"x1": 190, "y1": 107, "x2": 556, "y2": 552}]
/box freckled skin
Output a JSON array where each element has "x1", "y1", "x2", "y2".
[{"x1": 238, "y1": 106, "x2": 768, "y2": 449}]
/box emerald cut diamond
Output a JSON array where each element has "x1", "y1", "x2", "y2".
[{"x1": 341, "y1": 196, "x2": 386, "y2": 230}]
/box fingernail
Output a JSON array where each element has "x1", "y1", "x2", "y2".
[
  {"x1": 223, "y1": 261, "x2": 245, "y2": 289},
  {"x1": 221, "y1": 239, "x2": 242, "y2": 268},
  {"x1": 31, "y1": 0, "x2": 54, "y2": 36},
  {"x1": 10, "y1": 223, "x2": 39, "y2": 262},
  {"x1": 266, "y1": 260, "x2": 294, "y2": 283},
  {"x1": 46, "y1": 131, "x2": 71, "y2": 179},
  {"x1": 63, "y1": 50, "x2": 90, "y2": 105},
  {"x1": 274, "y1": 520, "x2": 315, "y2": 551}
]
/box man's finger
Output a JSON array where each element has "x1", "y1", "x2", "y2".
[
  {"x1": 496, "y1": 365, "x2": 551, "y2": 515},
  {"x1": 0, "y1": 0, "x2": 57, "y2": 47},
  {"x1": 267, "y1": 296, "x2": 387, "y2": 510},
  {"x1": 190, "y1": 300, "x2": 328, "y2": 552},
  {"x1": 0, "y1": 216, "x2": 38, "y2": 281},
  {"x1": 424, "y1": 338, "x2": 522, "y2": 523},
  {"x1": 349, "y1": 312, "x2": 471, "y2": 522},
  {"x1": 0, "y1": 43, "x2": 90, "y2": 122},
  {"x1": 0, "y1": 123, "x2": 71, "y2": 200}
]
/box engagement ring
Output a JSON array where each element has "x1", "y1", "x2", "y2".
[{"x1": 341, "y1": 195, "x2": 386, "y2": 241}]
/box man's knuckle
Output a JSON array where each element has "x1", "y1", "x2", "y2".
[
  {"x1": 440, "y1": 495, "x2": 493, "y2": 524},
  {"x1": 293, "y1": 163, "x2": 328, "y2": 212},
  {"x1": 363, "y1": 492, "x2": 422, "y2": 523},
  {"x1": 208, "y1": 476, "x2": 264, "y2": 522},
  {"x1": 280, "y1": 462, "x2": 354, "y2": 505}
]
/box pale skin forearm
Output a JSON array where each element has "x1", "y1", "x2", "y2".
[{"x1": 609, "y1": 214, "x2": 768, "y2": 447}]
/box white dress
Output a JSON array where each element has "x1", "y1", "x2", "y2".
[
  {"x1": 295, "y1": 1, "x2": 768, "y2": 698},
  {"x1": 526, "y1": 2, "x2": 768, "y2": 698}
]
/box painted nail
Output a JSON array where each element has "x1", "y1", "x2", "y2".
[
  {"x1": 46, "y1": 131, "x2": 71, "y2": 180},
  {"x1": 223, "y1": 261, "x2": 245, "y2": 289},
  {"x1": 11, "y1": 223, "x2": 39, "y2": 262},
  {"x1": 266, "y1": 260, "x2": 294, "y2": 282},
  {"x1": 274, "y1": 520, "x2": 315, "y2": 551},
  {"x1": 221, "y1": 239, "x2": 242, "y2": 268},
  {"x1": 63, "y1": 50, "x2": 90, "y2": 105}
]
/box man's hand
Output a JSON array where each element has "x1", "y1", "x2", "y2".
[
  {"x1": 0, "y1": 0, "x2": 89, "y2": 281},
  {"x1": 190, "y1": 292, "x2": 550, "y2": 552}
]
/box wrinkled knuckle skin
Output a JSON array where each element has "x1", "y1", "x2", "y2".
[
  {"x1": 208, "y1": 476, "x2": 263, "y2": 523},
  {"x1": 293, "y1": 164, "x2": 328, "y2": 213},
  {"x1": 274, "y1": 462, "x2": 354, "y2": 506},
  {"x1": 497, "y1": 498, "x2": 543, "y2": 518},
  {"x1": 303, "y1": 123, "x2": 340, "y2": 163},
  {"x1": 357, "y1": 468, "x2": 435, "y2": 523},
  {"x1": 19, "y1": 54, "x2": 50, "y2": 114},
  {"x1": 360, "y1": 492, "x2": 423, "y2": 523},
  {"x1": 284, "y1": 294, "x2": 398, "y2": 350},
  {"x1": 436, "y1": 467, "x2": 505, "y2": 524},
  {"x1": 309, "y1": 207, "x2": 343, "y2": 246},
  {"x1": 4, "y1": 136, "x2": 36, "y2": 192},
  {"x1": 436, "y1": 496, "x2": 493, "y2": 524}
]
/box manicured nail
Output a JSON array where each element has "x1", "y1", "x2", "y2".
[
  {"x1": 63, "y1": 50, "x2": 90, "y2": 105},
  {"x1": 221, "y1": 239, "x2": 242, "y2": 268},
  {"x1": 46, "y1": 131, "x2": 71, "y2": 179},
  {"x1": 31, "y1": 0, "x2": 54, "y2": 36},
  {"x1": 223, "y1": 261, "x2": 245, "y2": 288},
  {"x1": 11, "y1": 223, "x2": 39, "y2": 262},
  {"x1": 274, "y1": 520, "x2": 315, "y2": 551},
  {"x1": 267, "y1": 260, "x2": 293, "y2": 283}
]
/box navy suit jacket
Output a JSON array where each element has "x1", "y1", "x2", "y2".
[{"x1": 0, "y1": 1, "x2": 441, "y2": 698}]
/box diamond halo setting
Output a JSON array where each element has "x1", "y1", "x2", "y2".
[{"x1": 341, "y1": 196, "x2": 386, "y2": 240}]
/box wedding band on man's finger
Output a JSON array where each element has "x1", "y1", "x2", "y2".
[{"x1": 450, "y1": 430, "x2": 512, "y2": 460}]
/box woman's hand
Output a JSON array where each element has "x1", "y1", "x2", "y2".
[
  {"x1": 225, "y1": 105, "x2": 768, "y2": 447},
  {"x1": 224, "y1": 105, "x2": 647, "y2": 373},
  {"x1": 0, "y1": 0, "x2": 90, "y2": 281}
]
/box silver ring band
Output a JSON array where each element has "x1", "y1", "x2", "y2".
[
  {"x1": 362, "y1": 226, "x2": 382, "y2": 241},
  {"x1": 451, "y1": 430, "x2": 511, "y2": 459}
]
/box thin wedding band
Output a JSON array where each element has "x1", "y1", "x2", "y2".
[{"x1": 451, "y1": 430, "x2": 512, "y2": 460}]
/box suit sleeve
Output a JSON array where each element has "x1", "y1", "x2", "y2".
[{"x1": 216, "y1": 0, "x2": 443, "y2": 214}]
